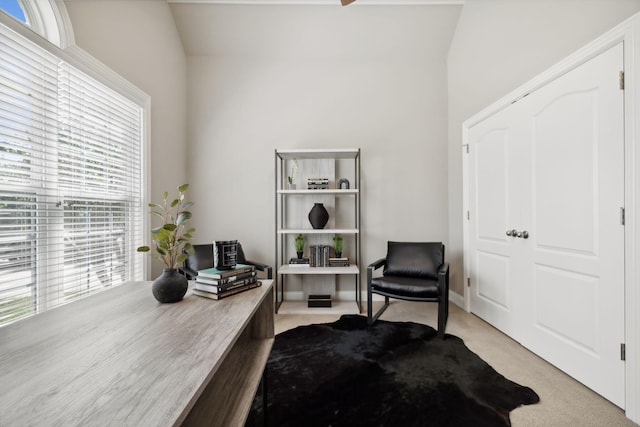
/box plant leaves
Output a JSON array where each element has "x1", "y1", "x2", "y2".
[
  {"x1": 151, "y1": 225, "x2": 164, "y2": 234},
  {"x1": 163, "y1": 191, "x2": 168, "y2": 200},
  {"x1": 156, "y1": 246, "x2": 167, "y2": 256},
  {"x1": 148, "y1": 203, "x2": 161, "y2": 208},
  {"x1": 163, "y1": 223, "x2": 177, "y2": 231},
  {"x1": 176, "y1": 253, "x2": 189, "y2": 265},
  {"x1": 150, "y1": 211, "x2": 164, "y2": 219},
  {"x1": 137, "y1": 246, "x2": 150, "y2": 252},
  {"x1": 182, "y1": 202, "x2": 194, "y2": 209},
  {"x1": 178, "y1": 183, "x2": 189, "y2": 192},
  {"x1": 170, "y1": 199, "x2": 180, "y2": 208},
  {"x1": 176, "y1": 211, "x2": 192, "y2": 225},
  {"x1": 184, "y1": 243, "x2": 195, "y2": 254}
]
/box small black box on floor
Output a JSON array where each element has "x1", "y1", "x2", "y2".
[{"x1": 308, "y1": 294, "x2": 332, "y2": 308}]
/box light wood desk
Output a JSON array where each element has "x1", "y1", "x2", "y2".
[{"x1": 0, "y1": 280, "x2": 274, "y2": 426}]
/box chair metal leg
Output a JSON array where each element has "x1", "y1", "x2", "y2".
[
  {"x1": 369, "y1": 295, "x2": 390, "y2": 325},
  {"x1": 367, "y1": 284, "x2": 373, "y2": 324},
  {"x1": 437, "y1": 293, "x2": 447, "y2": 339}
]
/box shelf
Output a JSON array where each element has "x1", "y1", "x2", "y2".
[
  {"x1": 278, "y1": 228, "x2": 359, "y2": 235},
  {"x1": 279, "y1": 265, "x2": 359, "y2": 275},
  {"x1": 275, "y1": 147, "x2": 361, "y2": 314},
  {"x1": 276, "y1": 300, "x2": 360, "y2": 315},
  {"x1": 277, "y1": 189, "x2": 359, "y2": 195},
  {"x1": 276, "y1": 148, "x2": 360, "y2": 160}
]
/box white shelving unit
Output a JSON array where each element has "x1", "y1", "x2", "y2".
[{"x1": 275, "y1": 148, "x2": 361, "y2": 314}]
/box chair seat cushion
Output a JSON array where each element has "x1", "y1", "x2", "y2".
[{"x1": 370, "y1": 275, "x2": 440, "y2": 299}]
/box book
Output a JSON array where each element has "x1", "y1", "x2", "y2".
[
  {"x1": 289, "y1": 257, "x2": 310, "y2": 267},
  {"x1": 308, "y1": 294, "x2": 332, "y2": 308},
  {"x1": 194, "y1": 276, "x2": 257, "y2": 294},
  {"x1": 197, "y1": 263, "x2": 255, "y2": 279},
  {"x1": 329, "y1": 257, "x2": 350, "y2": 267},
  {"x1": 309, "y1": 245, "x2": 332, "y2": 267},
  {"x1": 289, "y1": 257, "x2": 310, "y2": 264},
  {"x1": 193, "y1": 281, "x2": 262, "y2": 300},
  {"x1": 195, "y1": 271, "x2": 256, "y2": 285}
]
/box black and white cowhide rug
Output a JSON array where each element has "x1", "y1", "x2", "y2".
[{"x1": 246, "y1": 315, "x2": 539, "y2": 427}]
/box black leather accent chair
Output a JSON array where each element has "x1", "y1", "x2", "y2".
[
  {"x1": 180, "y1": 243, "x2": 272, "y2": 280},
  {"x1": 367, "y1": 241, "x2": 449, "y2": 338}
]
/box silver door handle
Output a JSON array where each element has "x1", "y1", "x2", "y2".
[
  {"x1": 506, "y1": 230, "x2": 513, "y2": 236},
  {"x1": 522, "y1": 231, "x2": 529, "y2": 239}
]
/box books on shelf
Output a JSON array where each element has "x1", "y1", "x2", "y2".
[
  {"x1": 193, "y1": 280, "x2": 262, "y2": 300},
  {"x1": 329, "y1": 257, "x2": 350, "y2": 267},
  {"x1": 307, "y1": 246, "x2": 350, "y2": 267},
  {"x1": 308, "y1": 245, "x2": 331, "y2": 267},
  {"x1": 289, "y1": 257, "x2": 310, "y2": 267},
  {"x1": 197, "y1": 263, "x2": 255, "y2": 279}
]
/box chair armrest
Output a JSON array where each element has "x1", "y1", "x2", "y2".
[
  {"x1": 180, "y1": 266, "x2": 198, "y2": 280},
  {"x1": 438, "y1": 262, "x2": 449, "y2": 293},
  {"x1": 367, "y1": 258, "x2": 386, "y2": 284},
  {"x1": 368, "y1": 258, "x2": 386, "y2": 271},
  {"x1": 245, "y1": 260, "x2": 273, "y2": 280}
]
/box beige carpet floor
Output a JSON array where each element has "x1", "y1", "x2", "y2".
[{"x1": 274, "y1": 301, "x2": 638, "y2": 427}]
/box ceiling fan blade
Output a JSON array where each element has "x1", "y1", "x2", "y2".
[{"x1": 341, "y1": 0, "x2": 356, "y2": 5}]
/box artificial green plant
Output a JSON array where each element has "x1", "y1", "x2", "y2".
[{"x1": 137, "y1": 184, "x2": 195, "y2": 269}]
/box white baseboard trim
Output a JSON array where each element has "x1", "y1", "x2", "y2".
[{"x1": 449, "y1": 291, "x2": 465, "y2": 309}]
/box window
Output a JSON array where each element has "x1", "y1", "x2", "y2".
[
  {"x1": 0, "y1": 1, "x2": 26, "y2": 23},
  {"x1": 0, "y1": 11, "x2": 145, "y2": 326}
]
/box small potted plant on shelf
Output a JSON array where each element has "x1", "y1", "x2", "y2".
[
  {"x1": 295, "y1": 234, "x2": 305, "y2": 259},
  {"x1": 332, "y1": 235, "x2": 343, "y2": 258},
  {"x1": 287, "y1": 160, "x2": 298, "y2": 189},
  {"x1": 137, "y1": 184, "x2": 195, "y2": 303}
]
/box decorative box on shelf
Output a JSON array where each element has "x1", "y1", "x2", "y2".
[
  {"x1": 308, "y1": 294, "x2": 332, "y2": 308},
  {"x1": 307, "y1": 178, "x2": 329, "y2": 189}
]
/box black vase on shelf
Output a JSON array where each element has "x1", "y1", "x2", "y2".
[
  {"x1": 308, "y1": 203, "x2": 329, "y2": 229},
  {"x1": 152, "y1": 268, "x2": 188, "y2": 303}
]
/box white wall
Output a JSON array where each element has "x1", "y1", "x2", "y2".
[
  {"x1": 64, "y1": 0, "x2": 188, "y2": 278},
  {"x1": 447, "y1": 0, "x2": 640, "y2": 295},
  {"x1": 177, "y1": 4, "x2": 461, "y2": 292}
]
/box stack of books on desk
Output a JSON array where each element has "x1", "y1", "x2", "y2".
[{"x1": 193, "y1": 264, "x2": 260, "y2": 300}]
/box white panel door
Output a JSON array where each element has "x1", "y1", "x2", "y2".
[
  {"x1": 468, "y1": 43, "x2": 625, "y2": 407},
  {"x1": 468, "y1": 101, "x2": 530, "y2": 341},
  {"x1": 521, "y1": 43, "x2": 625, "y2": 407}
]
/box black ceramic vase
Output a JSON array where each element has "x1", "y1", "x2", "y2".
[
  {"x1": 308, "y1": 203, "x2": 329, "y2": 229},
  {"x1": 152, "y1": 268, "x2": 188, "y2": 303}
]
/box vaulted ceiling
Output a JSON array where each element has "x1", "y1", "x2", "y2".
[{"x1": 168, "y1": 1, "x2": 463, "y2": 61}]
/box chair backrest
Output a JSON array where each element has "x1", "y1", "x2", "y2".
[
  {"x1": 383, "y1": 241, "x2": 444, "y2": 280},
  {"x1": 184, "y1": 242, "x2": 248, "y2": 273}
]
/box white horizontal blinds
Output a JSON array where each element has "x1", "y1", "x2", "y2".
[
  {"x1": 56, "y1": 62, "x2": 143, "y2": 304},
  {"x1": 0, "y1": 22, "x2": 144, "y2": 326},
  {"x1": 0, "y1": 23, "x2": 58, "y2": 324}
]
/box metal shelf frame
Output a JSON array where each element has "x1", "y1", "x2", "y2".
[{"x1": 274, "y1": 148, "x2": 361, "y2": 314}]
